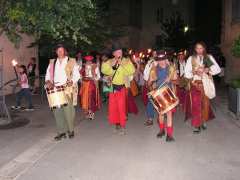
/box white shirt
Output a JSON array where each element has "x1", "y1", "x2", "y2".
[
  {"x1": 178, "y1": 61, "x2": 186, "y2": 77},
  {"x1": 45, "y1": 56, "x2": 80, "y2": 86},
  {"x1": 143, "y1": 59, "x2": 155, "y2": 81},
  {"x1": 184, "y1": 55, "x2": 221, "y2": 81},
  {"x1": 85, "y1": 64, "x2": 101, "y2": 81}
]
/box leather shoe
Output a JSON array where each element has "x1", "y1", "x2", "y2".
[
  {"x1": 54, "y1": 133, "x2": 67, "y2": 141},
  {"x1": 193, "y1": 127, "x2": 201, "y2": 134},
  {"x1": 166, "y1": 135, "x2": 175, "y2": 142},
  {"x1": 156, "y1": 130, "x2": 165, "y2": 138},
  {"x1": 68, "y1": 131, "x2": 75, "y2": 139}
]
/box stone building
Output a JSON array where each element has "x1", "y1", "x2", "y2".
[
  {"x1": 221, "y1": 0, "x2": 240, "y2": 82},
  {"x1": 0, "y1": 33, "x2": 38, "y2": 94},
  {"x1": 109, "y1": 0, "x2": 194, "y2": 50}
]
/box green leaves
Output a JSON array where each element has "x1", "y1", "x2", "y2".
[
  {"x1": 0, "y1": 0, "x2": 103, "y2": 47},
  {"x1": 232, "y1": 35, "x2": 240, "y2": 58}
]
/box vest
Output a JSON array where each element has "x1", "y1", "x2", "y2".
[{"x1": 48, "y1": 57, "x2": 78, "y2": 106}]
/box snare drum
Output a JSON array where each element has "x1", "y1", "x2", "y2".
[
  {"x1": 148, "y1": 85, "x2": 179, "y2": 115},
  {"x1": 46, "y1": 85, "x2": 68, "y2": 109}
]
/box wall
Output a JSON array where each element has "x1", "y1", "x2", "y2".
[
  {"x1": 0, "y1": 33, "x2": 38, "y2": 95},
  {"x1": 221, "y1": 0, "x2": 240, "y2": 82}
]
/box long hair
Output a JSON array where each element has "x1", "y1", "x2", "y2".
[{"x1": 193, "y1": 41, "x2": 208, "y2": 58}]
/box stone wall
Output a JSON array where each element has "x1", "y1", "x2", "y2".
[{"x1": 221, "y1": 0, "x2": 240, "y2": 82}]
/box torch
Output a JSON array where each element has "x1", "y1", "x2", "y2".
[{"x1": 11, "y1": 59, "x2": 18, "y2": 79}]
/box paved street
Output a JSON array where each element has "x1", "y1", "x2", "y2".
[{"x1": 0, "y1": 89, "x2": 240, "y2": 180}]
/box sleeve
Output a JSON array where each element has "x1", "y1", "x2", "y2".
[
  {"x1": 208, "y1": 55, "x2": 221, "y2": 76},
  {"x1": 45, "y1": 64, "x2": 51, "y2": 82},
  {"x1": 72, "y1": 63, "x2": 81, "y2": 84},
  {"x1": 143, "y1": 62, "x2": 151, "y2": 81},
  {"x1": 122, "y1": 60, "x2": 135, "y2": 76},
  {"x1": 95, "y1": 67, "x2": 101, "y2": 81},
  {"x1": 101, "y1": 60, "x2": 114, "y2": 76},
  {"x1": 184, "y1": 56, "x2": 193, "y2": 79}
]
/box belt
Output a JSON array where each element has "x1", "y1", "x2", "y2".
[{"x1": 112, "y1": 84, "x2": 125, "y2": 91}]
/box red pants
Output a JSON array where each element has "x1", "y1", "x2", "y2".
[
  {"x1": 108, "y1": 88, "x2": 127, "y2": 128},
  {"x1": 191, "y1": 85, "x2": 215, "y2": 127},
  {"x1": 177, "y1": 86, "x2": 186, "y2": 107},
  {"x1": 127, "y1": 89, "x2": 138, "y2": 115}
]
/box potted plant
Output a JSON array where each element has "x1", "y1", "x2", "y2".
[{"x1": 229, "y1": 35, "x2": 240, "y2": 118}]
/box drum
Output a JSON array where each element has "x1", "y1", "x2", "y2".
[
  {"x1": 46, "y1": 85, "x2": 68, "y2": 109},
  {"x1": 148, "y1": 85, "x2": 179, "y2": 115}
]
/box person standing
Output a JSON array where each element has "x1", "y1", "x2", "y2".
[
  {"x1": 175, "y1": 50, "x2": 187, "y2": 109},
  {"x1": 143, "y1": 50, "x2": 157, "y2": 126},
  {"x1": 148, "y1": 50, "x2": 175, "y2": 142},
  {"x1": 185, "y1": 42, "x2": 221, "y2": 133},
  {"x1": 101, "y1": 43, "x2": 135, "y2": 135},
  {"x1": 45, "y1": 44, "x2": 80, "y2": 140},
  {"x1": 79, "y1": 55, "x2": 101, "y2": 120},
  {"x1": 11, "y1": 65, "x2": 34, "y2": 111}
]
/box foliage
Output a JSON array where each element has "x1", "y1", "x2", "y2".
[
  {"x1": 155, "y1": 12, "x2": 190, "y2": 50},
  {"x1": 230, "y1": 79, "x2": 240, "y2": 88},
  {"x1": 232, "y1": 35, "x2": 240, "y2": 58},
  {"x1": 0, "y1": 0, "x2": 115, "y2": 49}
]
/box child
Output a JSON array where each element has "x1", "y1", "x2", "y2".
[{"x1": 11, "y1": 65, "x2": 34, "y2": 111}]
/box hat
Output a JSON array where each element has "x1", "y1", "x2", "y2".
[
  {"x1": 155, "y1": 50, "x2": 168, "y2": 61},
  {"x1": 111, "y1": 42, "x2": 122, "y2": 52},
  {"x1": 177, "y1": 49, "x2": 186, "y2": 56},
  {"x1": 84, "y1": 55, "x2": 94, "y2": 61}
]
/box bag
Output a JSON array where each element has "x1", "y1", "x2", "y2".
[
  {"x1": 103, "y1": 84, "x2": 113, "y2": 93},
  {"x1": 202, "y1": 74, "x2": 216, "y2": 99},
  {"x1": 130, "y1": 80, "x2": 139, "y2": 96}
]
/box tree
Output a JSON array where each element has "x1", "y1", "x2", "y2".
[
  {"x1": 0, "y1": 0, "x2": 112, "y2": 49},
  {"x1": 155, "y1": 12, "x2": 190, "y2": 50}
]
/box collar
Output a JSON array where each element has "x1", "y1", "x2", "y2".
[{"x1": 57, "y1": 56, "x2": 68, "y2": 63}]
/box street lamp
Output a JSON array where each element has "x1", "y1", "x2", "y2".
[{"x1": 184, "y1": 26, "x2": 189, "y2": 33}]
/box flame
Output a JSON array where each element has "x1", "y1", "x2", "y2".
[{"x1": 12, "y1": 59, "x2": 18, "y2": 67}]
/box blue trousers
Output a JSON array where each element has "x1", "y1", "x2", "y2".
[
  {"x1": 16, "y1": 88, "x2": 33, "y2": 108},
  {"x1": 146, "y1": 100, "x2": 155, "y2": 120}
]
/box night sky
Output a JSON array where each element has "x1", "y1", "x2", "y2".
[{"x1": 194, "y1": 0, "x2": 222, "y2": 45}]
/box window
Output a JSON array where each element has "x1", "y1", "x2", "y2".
[
  {"x1": 156, "y1": 8, "x2": 164, "y2": 24},
  {"x1": 232, "y1": 0, "x2": 240, "y2": 22}
]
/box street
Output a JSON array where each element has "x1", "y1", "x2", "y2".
[{"x1": 0, "y1": 91, "x2": 240, "y2": 180}]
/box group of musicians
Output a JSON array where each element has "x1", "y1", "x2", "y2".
[{"x1": 45, "y1": 41, "x2": 221, "y2": 142}]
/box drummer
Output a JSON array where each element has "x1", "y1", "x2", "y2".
[
  {"x1": 148, "y1": 50, "x2": 175, "y2": 142},
  {"x1": 45, "y1": 44, "x2": 80, "y2": 141}
]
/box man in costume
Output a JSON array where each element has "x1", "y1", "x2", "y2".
[
  {"x1": 45, "y1": 44, "x2": 80, "y2": 140},
  {"x1": 101, "y1": 43, "x2": 135, "y2": 135},
  {"x1": 185, "y1": 42, "x2": 221, "y2": 133},
  {"x1": 143, "y1": 50, "x2": 157, "y2": 126},
  {"x1": 148, "y1": 50, "x2": 175, "y2": 142},
  {"x1": 80, "y1": 55, "x2": 101, "y2": 120},
  {"x1": 175, "y1": 50, "x2": 187, "y2": 109}
]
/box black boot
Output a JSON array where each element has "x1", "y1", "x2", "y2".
[
  {"x1": 68, "y1": 131, "x2": 75, "y2": 139},
  {"x1": 156, "y1": 130, "x2": 165, "y2": 138},
  {"x1": 54, "y1": 133, "x2": 67, "y2": 141},
  {"x1": 193, "y1": 127, "x2": 201, "y2": 134},
  {"x1": 166, "y1": 135, "x2": 175, "y2": 142}
]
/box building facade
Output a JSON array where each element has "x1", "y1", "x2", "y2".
[
  {"x1": 221, "y1": 0, "x2": 240, "y2": 82},
  {"x1": 109, "y1": 0, "x2": 194, "y2": 50},
  {"x1": 0, "y1": 33, "x2": 38, "y2": 94}
]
